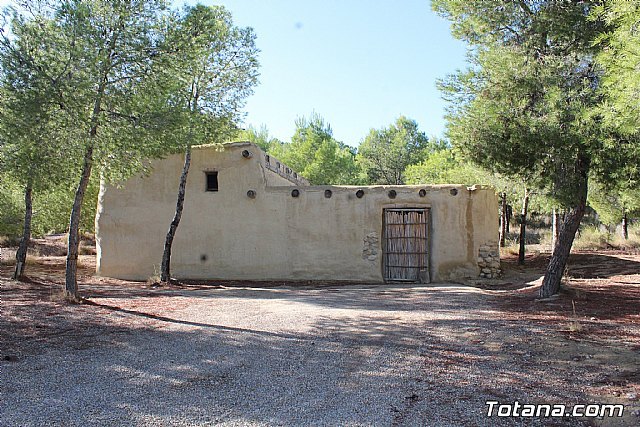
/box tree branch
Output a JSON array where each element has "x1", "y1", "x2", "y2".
[{"x1": 516, "y1": 0, "x2": 533, "y2": 16}]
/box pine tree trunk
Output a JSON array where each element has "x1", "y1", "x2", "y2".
[
  {"x1": 499, "y1": 192, "x2": 507, "y2": 248},
  {"x1": 622, "y1": 211, "x2": 628, "y2": 240},
  {"x1": 161, "y1": 146, "x2": 192, "y2": 283},
  {"x1": 63, "y1": 21, "x2": 116, "y2": 299},
  {"x1": 552, "y1": 208, "x2": 561, "y2": 251},
  {"x1": 539, "y1": 164, "x2": 589, "y2": 298},
  {"x1": 518, "y1": 188, "x2": 529, "y2": 265},
  {"x1": 13, "y1": 185, "x2": 33, "y2": 280},
  {"x1": 506, "y1": 205, "x2": 511, "y2": 233},
  {"x1": 65, "y1": 144, "x2": 94, "y2": 299},
  {"x1": 64, "y1": 66, "x2": 109, "y2": 299}
]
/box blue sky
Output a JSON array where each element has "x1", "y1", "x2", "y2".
[
  {"x1": 0, "y1": 0, "x2": 470, "y2": 147},
  {"x1": 189, "y1": 0, "x2": 469, "y2": 146}
]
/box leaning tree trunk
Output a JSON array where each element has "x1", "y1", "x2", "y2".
[
  {"x1": 499, "y1": 192, "x2": 507, "y2": 248},
  {"x1": 551, "y1": 208, "x2": 561, "y2": 250},
  {"x1": 621, "y1": 210, "x2": 628, "y2": 240},
  {"x1": 13, "y1": 184, "x2": 33, "y2": 280},
  {"x1": 64, "y1": 21, "x2": 118, "y2": 299},
  {"x1": 65, "y1": 144, "x2": 94, "y2": 299},
  {"x1": 518, "y1": 188, "x2": 529, "y2": 265},
  {"x1": 539, "y1": 161, "x2": 589, "y2": 298},
  {"x1": 160, "y1": 146, "x2": 192, "y2": 283}
]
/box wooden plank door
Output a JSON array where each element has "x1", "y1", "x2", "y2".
[{"x1": 383, "y1": 208, "x2": 430, "y2": 282}]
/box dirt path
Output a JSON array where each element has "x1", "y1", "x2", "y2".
[{"x1": 0, "y1": 249, "x2": 639, "y2": 426}]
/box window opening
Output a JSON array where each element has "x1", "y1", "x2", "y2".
[{"x1": 206, "y1": 171, "x2": 219, "y2": 192}]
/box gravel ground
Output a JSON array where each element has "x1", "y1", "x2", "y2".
[{"x1": 1, "y1": 281, "x2": 639, "y2": 426}]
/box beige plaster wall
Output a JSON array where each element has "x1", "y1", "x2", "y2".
[{"x1": 96, "y1": 143, "x2": 499, "y2": 282}]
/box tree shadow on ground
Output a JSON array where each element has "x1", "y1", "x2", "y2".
[
  {"x1": 565, "y1": 252, "x2": 640, "y2": 279},
  {"x1": 84, "y1": 281, "x2": 468, "y2": 313},
  {"x1": 501, "y1": 251, "x2": 640, "y2": 280},
  {"x1": 4, "y1": 268, "x2": 640, "y2": 426},
  {"x1": 4, "y1": 283, "x2": 631, "y2": 426},
  {"x1": 2, "y1": 249, "x2": 639, "y2": 425}
]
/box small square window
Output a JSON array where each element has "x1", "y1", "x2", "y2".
[{"x1": 206, "y1": 171, "x2": 218, "y2": 192}]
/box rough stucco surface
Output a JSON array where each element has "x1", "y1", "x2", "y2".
[{"x1": 96, "y1": 143, "x2": 499, "y2": 282}]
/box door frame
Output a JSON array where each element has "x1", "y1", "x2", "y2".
[{"x1": 382, "y1": 206, "x2": 431, "y2": 283}]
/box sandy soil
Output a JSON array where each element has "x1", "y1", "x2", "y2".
[{"x1": 0, "y1": 238, "x2": 638, "y2": 426}]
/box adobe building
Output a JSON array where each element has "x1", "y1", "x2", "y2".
[{"x1": 95, "y1": 142, "x2": 500, "y2": 283}]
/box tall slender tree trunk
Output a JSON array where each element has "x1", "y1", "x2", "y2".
[
  {"x1": 13, "y1": 184, "x2": 33, "y2": 280},
  {"x1": 161, "y1": 146, "x2": 192, "y2": 283},
  {"x1": 621, "y1": 210, "x2": 628, "y2": 240},
  {"x1": 539, "y1": 159, "x2": 589, "y2": 298},
  {"x1": 551, "y1": 208, "x2": 561, "y2": 251},
  {"x1": 518, "y1": 188, "x2": 529, "y2": 265},
  {"x1": 499, "y1": 192, "x2": 507, "y2": 248},
  {"x1": 65, "y1": 144, "x2": 94, "y2": 299},
  {"x1": 65, "y1": 89, "x2": 102, "y2": 299},
  {"x1": 64, "y1": 19, "x2": 118, "y2": 299}
]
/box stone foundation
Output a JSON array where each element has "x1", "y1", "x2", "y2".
[
  {"x1": 362, "y1": 232, "x2": 379, "y2": 261},
  {"x1": 478, "y1": 241, "x2": 500, "y2": 278}
]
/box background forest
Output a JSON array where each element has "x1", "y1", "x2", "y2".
[{"x1": 2, "y1": 1, "x2": 640, "y2": 298}]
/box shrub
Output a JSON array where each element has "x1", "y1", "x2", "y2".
[
  {"x1": 573, "y1": 226, "x2": 611, "y2": 250},
  {"x1": 612, "y1": 223, "x2": 640, "y2": 250}
]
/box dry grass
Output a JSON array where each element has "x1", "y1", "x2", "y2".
[
  {"x1": 574, "y1": 224, "x2": 640, "y2": 251},
  {"x1": 501, "y1": 223, "x2": 640, "y2": 255},
  {"x1": 0, "y1": 234, "x2": 96, "y2": 258},
  {"x1": 568, "y1": 300, "x2": 583, "y2": 332},
  {"x1": 612, "y1": 227, "x2": 640, "y2": 250},
  {"x1": 145, "y1": 264, "x2": 162, "y2": 286},
  {"x1": 573, "y1": 226, "x2": 614, "y2": 251},
  {"x1": 0, "y1": 235, "x2": 21, "y2": 247}
]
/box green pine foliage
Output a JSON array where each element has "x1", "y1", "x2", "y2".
[
  {"x1": 595, "y1": 0, "x2": 640, "y2": 133},
  {"x1": 238, "y1": 125, "x2": 283, "y2": 152},
  {"x1": 2, "y1": 0, "x2": 640, "y2": 272},
  {"x1": 357, "y1": 116, "x2": 435, "y2": 185},
  {"x1": 405, "y1": 148, "x2": 487, "y2": 186},
  {"x1": 0, "y1": 177, "x2": 22, "y2": 237},
  {"x1": 588, "y1": 180, "x2": 640, "y2": 227},
  {"x1": 270, "y1": 113, "x2": 360, "y2": 185},
  {"x1": 431, "y1": 0, "x2": 640, "y2": 296},
  {"x1": 0, "y1": 174, "x2": 99, "y2": 238}
]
